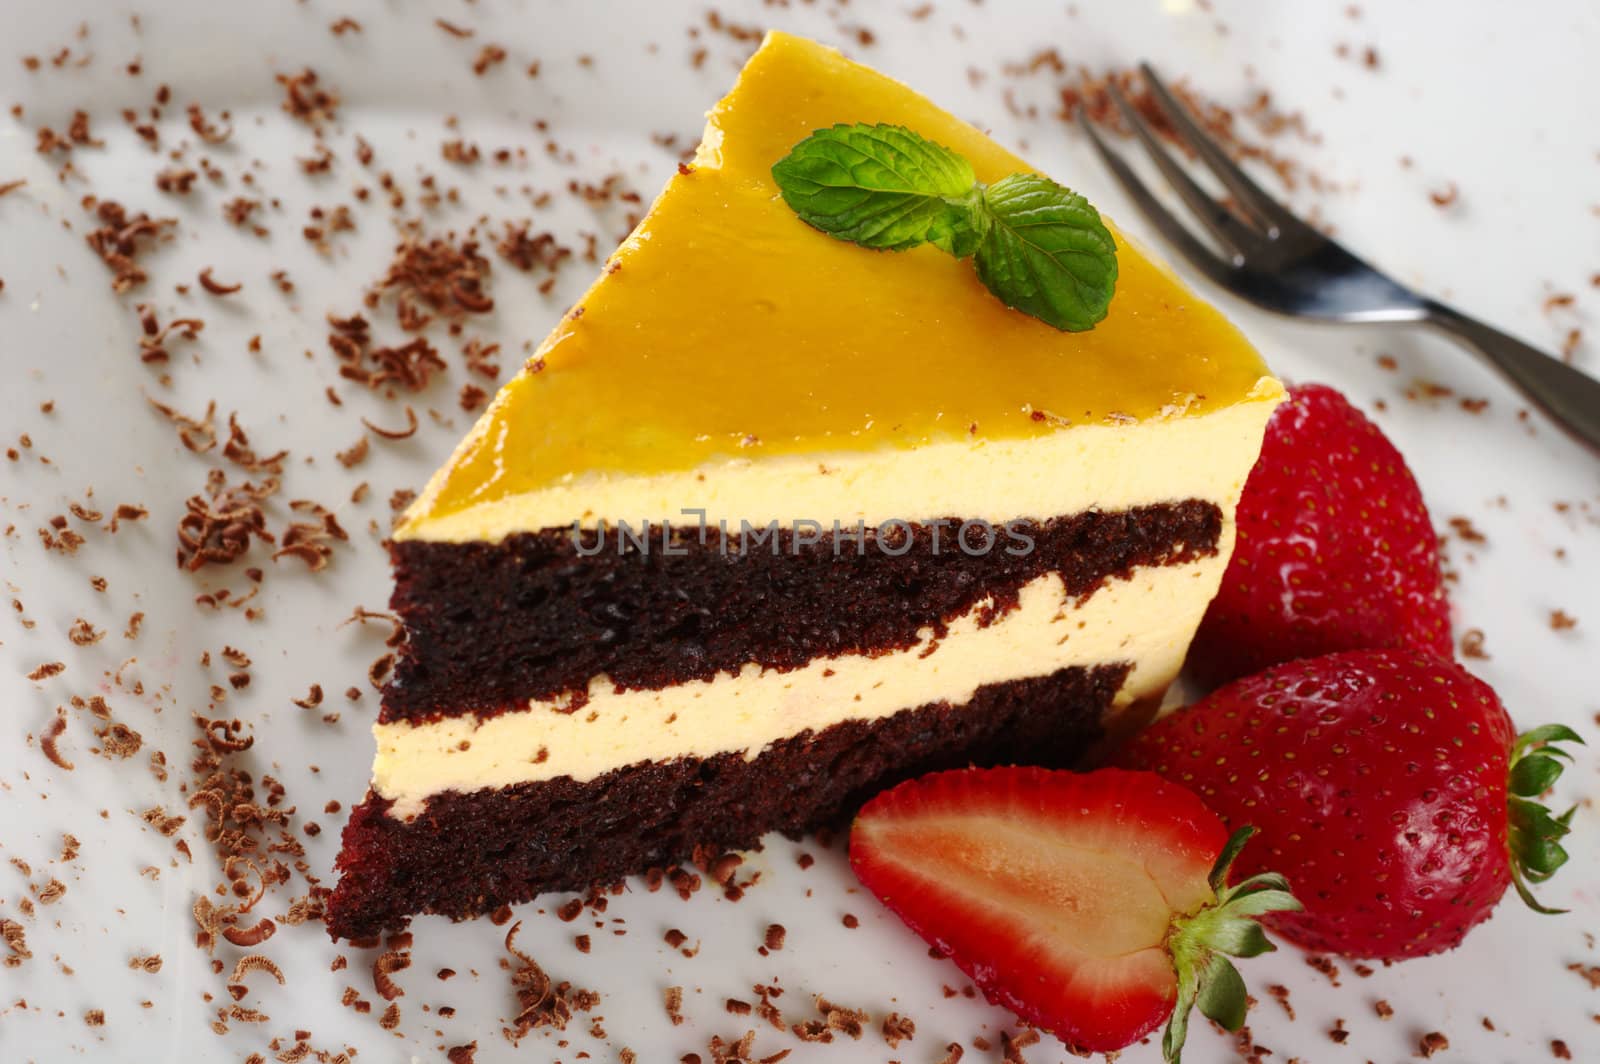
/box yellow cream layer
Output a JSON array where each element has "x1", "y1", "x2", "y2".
[
  {"x1": 403, "y1": 380, "x2": 1280, "y2": 542},
  {"x1": 399, "y1": 32, "x2": 1275, "y2": 542},
  {"x1": 374, "y1": 554, "x2": 1230, "y2": 818}
]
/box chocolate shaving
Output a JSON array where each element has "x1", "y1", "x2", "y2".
[
  {"x1": 108, "y1": 504, "x2": 149, "y2": 533},
  {"x1": 1058, "y1": 67, "x2": 1313, "y2": 192},
  {"x1": 68, "y1": 617, "x2": 104, "y2": 645},
  {"x1": 326, "y1": 312, "x2": 447, "y2": 391},
  {"x1": 473, "y1": 44, "x2": 507, "y2": 76},
  {"x1": 504, "y1": 921, "x2": 590, "y2": 1039},
  {"x1": 1000, "y1": 1029, "x2": 1040, "y2": 1061},
  {"x1": 882, "y1": 1012, "x2": 916, "y2": 1047},
  {"x1": 369, "y1": 228, "x2": 493, "y2": 328},
  {"x1": 177, "y1": 470, "x2": 277, "y2": 571},
  {"x1": 198, "y1": 267, "x2": 242, "y2": 295},
  {"x1": 192, "y1": 895, "x2": 233, "y2": 955},
  {"x1": 335, "y1": 436, "x2": 369, "y2": 468},
  {"x1": 135, "y1": 306, "x2": 205, "y2": 364},
  {"x1": 40, "y1": 711, "x2": 73, "y2": 769},
  {"x1": 2, "y1": 921, "x2": 32, "y2": 967},
  {"x1": 272, "y1": 499, "x2": 348, "y2": 571},
  {"x1": 96, "y1": 722, "x2": 143, "y2": 759},
  {"x1": 358, "y1": 340, "x2": 443, "y2": 392},
  {"x1": 36, "y1": 110, "x2": 103, "y2": 155},
  {"x1": 222, "y1": 918, "x2": 276, "y2": 948},
  {"x1": 373, "y1": 949, "x2": 410, "y2": 1000},
  {"x1": 361, "y1": 406, "x2": 418, "y2": 440},
  {"x1": 812, "y1": 996, "x2": 868, "y2": 1040},
  {"x1": 222, "y1": 414, "x2": 287, "y2": 474},
  {"x1": 142, "y1": 807, "x2": 187, "y2": 835},
  {"x1": 342, "y1": 606, "x2": 403, "y2": 647},
  {"x1": 228, "y1": 954, "x2": 285, "y2": 989},
  {"x1": 155, "y1": 167, "x2": 198, "y2": 195},
  {"x1": 461, "y1": 336, "x2": 501, "y2": 379},
  {"x1": 85, "y1": 199, "x2": 177, "y2": 292},
  {"x1": 441, "y1": 139, "x2": 481, "y2": 164},
  {"x1": 496, "y1": 221, "x2": 572, "y2": 276},
  {"x1": 187, "y1": 104, "x2": 232, "y2": 144},
  {"x1": 223, "y1": 197, "x2": 265, "y2": 236},
  {"x1": 277, "y1": 68, "x2": 339, "y2": 127},
  {"x1": 367, "y1": 653, "x2": 394, "y2": 689}
]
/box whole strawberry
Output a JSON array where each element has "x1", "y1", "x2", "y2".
[
  {"x1": 1118, "y1": 648, "x2": 1581, "y2": 960},
  {"x1": 1189, "y1": 383, "x2": 1452, "y2": 690}
]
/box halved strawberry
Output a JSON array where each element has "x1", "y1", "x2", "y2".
[{"x1": 850, "y1": 766, "x2": 1299, "y2": 1060}]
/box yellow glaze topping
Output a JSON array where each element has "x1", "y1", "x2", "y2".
[{"x1": 409, "y1": 32, "x2": 1272, "y2": 531}]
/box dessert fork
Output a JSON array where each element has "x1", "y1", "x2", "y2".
[{"x1": 1078, "y1": 64, "x2": 1600, "y2": 455}]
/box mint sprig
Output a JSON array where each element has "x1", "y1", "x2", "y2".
[{"x1": 771, "y1": 123, "x2": 1117, "y2": 331}]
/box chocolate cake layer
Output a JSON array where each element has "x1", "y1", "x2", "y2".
[
  {"x1": 328, "y1": 662, "x2": 1127, "y2": 940},
  {"x1": 385, "y1": 502, "x2": 1218, "y2": 723}
]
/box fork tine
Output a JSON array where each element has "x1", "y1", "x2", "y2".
[
  {"x1": 1136, "y1": 62, "x2": 1312, "y2": 239},
  {"x1": 1104, "y1": 81, "x2": 1264, "y2": 265},
  {"x1": 1075, "y1": 110, "x2": 1238, "y2": 289}
]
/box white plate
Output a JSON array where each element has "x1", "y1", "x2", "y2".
[{"x1": 2, "y1": 1, "x2": 1596, "y2": 1061}]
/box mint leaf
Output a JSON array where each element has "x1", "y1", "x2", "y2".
[
  {"x1": 771, "y1": 124, "x2": 984, "y2": 253},
  {"x1": 974, "y1": 173, "x2": 1118, "y2": 332},
  {"x1": 772, "y1": 124, "x2": 1119, "y2": 331}
]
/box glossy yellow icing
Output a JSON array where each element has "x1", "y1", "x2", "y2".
[{"x1": 409, "y1": 31, "x2": 1272, "y2": 530}]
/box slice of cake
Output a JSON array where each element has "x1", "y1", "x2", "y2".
[{"x1": 327, "y1": 31, "x2": 1283, "y2": 939}]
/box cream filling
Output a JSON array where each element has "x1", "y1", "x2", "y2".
[
  {"x1": 397, "y1": 378, "x2": 1283, "y2": 542},
  {"x1": 374, "y1": 548, "x2": 1231, "y2": 818}
]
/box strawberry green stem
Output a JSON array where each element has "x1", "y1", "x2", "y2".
[
  {"x1": 1161, "y1": 826, "x2": 1301, "y2": 1064},
  {"x1": 1508, "y1": 724, "x2": 1585, "y2": 914}
]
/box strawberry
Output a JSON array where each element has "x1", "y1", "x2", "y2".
[
  {"x1": 849, "y1": 766, "x2": 1299, "y2": 1061},
  {"x1": 1118, "y1": 648, "x2": 1582, "y2": 960},
  {"x1": 1189, "y1": 383, "x2": 1453, "y2": 690}
]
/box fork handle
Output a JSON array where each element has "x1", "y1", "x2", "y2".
[{"x1": 1422, "y1": 301, "x2": 1600, "y2": 455}]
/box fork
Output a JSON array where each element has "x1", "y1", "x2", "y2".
[{"x1": 1077, "y1": 63, "x2": 1600, "y2": 455}]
